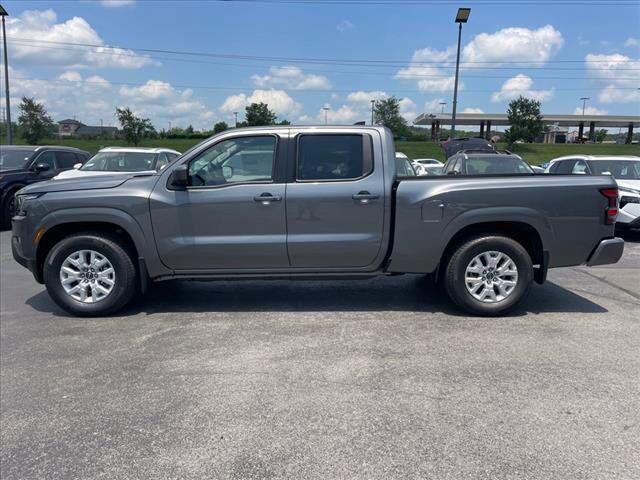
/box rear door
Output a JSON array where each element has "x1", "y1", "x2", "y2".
[{"x1": 285, "y1": 130, "x2": 386, "y2": 269}]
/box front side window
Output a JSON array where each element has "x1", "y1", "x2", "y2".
[
  {"x1": 155, "y1": 152, "x2": 169, "y2": 171},
  {"x1": 56, "y1": 151, "x2": 80, "y2": 169},
  {"x1": 297, "y1": 134, "x2": 372, "y2": 181},
  {"x1": 81, "y1": 152, "x2": 156, "y2": 172},
  {"x1": 572, "y1": 160, "x2": 588, "y2": 174},
  {"x1": 188, "y1": 136, "x2": 276, "y2": 187}
]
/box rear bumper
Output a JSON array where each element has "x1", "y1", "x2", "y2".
[{"x1": 586, "y1": 238, "x2": 625, "y2": 267}]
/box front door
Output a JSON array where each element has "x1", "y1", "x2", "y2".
[
  {"x1": 150, "y1": 133, "x2": 290, "y2": 271},
  {"x1": 285, "y1": 131, "x2": 386, "y2": 269}
]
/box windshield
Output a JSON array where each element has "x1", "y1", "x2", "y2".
[
  {"x1": 588, "y1": 160, "x2": 640, "y2": 179},
  {"x1": 0, "y1": 148, "x2": 35, "y2": 170},
  {"x1": 465, "y1": 156, "x2": 533, "y2": 175},
  {"x1": 81, "y1": 152, "x2": 156, "y2": 172}
]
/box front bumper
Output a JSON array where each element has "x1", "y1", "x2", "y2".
[
  {"x1": 586, "y1": 238, "x2": 625, "y2": 267},
  {"x1": 11, "y1": 214, "x2": 42, "y2": 282}
]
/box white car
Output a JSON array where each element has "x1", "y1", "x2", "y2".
[
  {"x1": 55, "y1": 147, "x2": 181, "y2": 180},
  {"x1": 546, "y1": 155, "x2": 640, "y2": 228},
  {"x1": 412, "y1": 158, "x2": 444, "y2": 176}
]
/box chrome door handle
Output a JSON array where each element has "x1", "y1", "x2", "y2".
[
  {"x1": 253, "y1": 193, "x2": 282, "y2": 204},
  {"x1": 352, "y1": 191, "x2": 380, "y2": 204}
]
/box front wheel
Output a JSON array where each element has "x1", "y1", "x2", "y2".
[
  {"x1": 43, "y1": 233, "x2": 137, "y2": 317},
  {"x1": 444, "y1": 235, "x2": 533, "y2": 316}
]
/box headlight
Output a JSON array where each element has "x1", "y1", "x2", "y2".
[{"x1": 14, "y1": 193, "x2": 43, "y2": 216}]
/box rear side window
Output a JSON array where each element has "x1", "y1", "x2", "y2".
[
  {"x1": 56, "y1": 151, "x2": 80, "y2": 169},
  {"x1": 297, "y1": 134, "x2": 372, "y2": 181}
]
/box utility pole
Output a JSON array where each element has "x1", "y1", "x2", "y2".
[
  {"x1": 1, "y1": 5, "x2": 12, "y2": 144},
  {"x1": 322, "y1": 106, "x2": 330, "y2": 125},
  {"x1": 370, "y1": 99, "x2": 375, "y2": 125},
  {"x1": 451, "y1": 7, "x2": 470, "y2": 140},
  {"x1": 580, "y1": 97, "x2": 590, "y2": 115},
  {"x1": 233, "y1": 111, "x2": 238, "y2": 128}
]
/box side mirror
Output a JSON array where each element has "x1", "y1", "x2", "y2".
[
  {"x1": 222, "y1": 165, "x2": 233, "y2": 180},
  {"x1": 446, "y1": 170, "x2": 458, "y2": 176},
  {"x1": 73, "y1": 163, "x2": 82, "y2": 170},
  {"x1": 168, "y1": 164, "x2": 189, "y2": 189},
  {"x1": 34, "y1": 163, "x2": 51, "y2": 173}
]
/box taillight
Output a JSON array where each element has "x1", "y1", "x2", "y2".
[{"x1": 600, "y1": 187, "x2": 619, "y2": 225}]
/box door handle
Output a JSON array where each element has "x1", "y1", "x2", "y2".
[
  {"x1": 352, "y1": 191, "x2": 380, "y2": 204},
  {"x1": 253, "y1": 193, "x2": 282, "y2": 204}
]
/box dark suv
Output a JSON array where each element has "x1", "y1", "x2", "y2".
[{"x1": 0, "y1": 145, "x2": 90, "y2": 227}]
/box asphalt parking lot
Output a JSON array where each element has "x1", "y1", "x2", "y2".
[{"x1": 1, "y1": 229, "x2": 639, "y2": 480}]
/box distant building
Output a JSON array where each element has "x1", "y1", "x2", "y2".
[{"x1": 58, "y1": 119, "x2": 118, "y2": 138}]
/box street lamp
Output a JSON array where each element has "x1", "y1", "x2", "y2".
[
  {"x1": 450, "y1": 7, "x2": 470, "y2": 139},
  {"x1": 439, "y1": 101, "x2": 447, "y2": 114},
  {"x1": 322, "y1": 106, "x2": 330, "y2": 125},
  {"x1": 1, "y1": 4, "x2": 11, "y2": 144},
  {"x1": 233, "y1": 111, "x2": 238, "y2": 128},
  {"x1": 580, "y1": 97, "x2": 590, "y2": 115},
  {"x1": 370, "y1": 99, "x2": 375, "y2": 125}
]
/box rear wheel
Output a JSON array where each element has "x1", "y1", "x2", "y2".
[
  {"x1": 444, "y1": 235, "x2": 533, "y2": 316},
  {"x1": 43, "y1": 233, "x2": 137, "y2": 317}
]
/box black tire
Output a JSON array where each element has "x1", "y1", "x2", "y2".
[
  {"x1": 43, "y1": 232, "x2": 137, "y2": 317},
  {"x1": 444, "y1": 235, "x2": 533, "y2": 316},
  {"x1": 1, "y1": 191, "x2": 17, "y2": 230}
]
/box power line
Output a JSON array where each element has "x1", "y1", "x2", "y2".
[
  {"x1": 8, "y1": 40, "x2": 640, "y2": 81},
  {"x1": 214, "y1": 0, "x2": 639, "y2": 5},
  {"x1": 6, "y1": 37, "x2": 640, "y2": 71}
]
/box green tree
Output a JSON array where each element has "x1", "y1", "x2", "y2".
[
  {"x1": 504, "y1": 96, "x2": 544, "y2": 147},
  {"x1": 595, "y1": 128, "x2": 608, "y2": 143},
  {"x1": 17, "y1": 97, "x2": 55, "y2": 144},
  {"x1": 115, "y1": 107, "x2": 154, "y2": 146},
  {"x1": 213, "y1": 121, "x2": 229, "y2": 133},
  {"x1": 245, "y1": 102, "x2": 277, "y2": 126},
  {"x1": 373, "y1": 96, "x2": 408, "y2": 138}
]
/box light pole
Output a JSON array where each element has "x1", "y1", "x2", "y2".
[
  {"x1": 370, "y1": 99, "x2": 375, "y2": 125},
  {"x1": 1, "y1": 4, "x2": 11, "y2": 144},
  {"x1": 322, "y1": 106, "x2": 330, "y2": 125},
  {"x1": 233, "y1": 111, "x2": 238, "y2": 128},
  {"x1": 439, "y1": 101, "x2": 447, "y2": 114},
  {"x1": 580, "y1": 97, "x2": 590, "y2": 115},
  {"x1": 450, "y1": 7, "x2": 470, "y2": 139}
]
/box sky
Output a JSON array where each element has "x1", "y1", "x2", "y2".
[{"x1": 1, "y1": 0, "x2": 639, "y2": 130}]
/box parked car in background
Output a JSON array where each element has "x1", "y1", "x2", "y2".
[
  {"x1": 440, "y1": 137, "x2": 497, "y2": 158},
  {"x1": 12, "y1": 126, "x2": 623, "y2": 317},
  {"x1": 54, "y1": 147, "x2": 181, "y2": 180},
  {"x1": 412, "y1": 158, "x2": 444, "y2": 176},
  {"x1": 530, "y1": 165, "x2": 545, "y2": 174},
  {"x1": 546, "y1": 155, "x2": 640, "y2": 229},
  {"x1": 442, "y1": 152, "x2": 534, "y2": 176},
  {"x1": 395, "y1": 152, "x2": 417, "y2": 176},
  {"x1": 0, "y1": 145, "x2": 90, "y2": 227}
]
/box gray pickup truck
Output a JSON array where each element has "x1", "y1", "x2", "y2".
[{"x1": 12, "y1": 126, "x2": 624, "y2": 317}]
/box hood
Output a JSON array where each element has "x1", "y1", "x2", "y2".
[
  {"x1": 0, "y1": 168, "x2": 25, "y2": 176},
  {"x1": 616, "y1": 179, "x2": 640, "y2": 194},
  {"x1": 18, "y1": 173, "x2": 140, "y2": 195},
  {"x1": 54, "y1": 169, "x2": 155, "y2": 180}
]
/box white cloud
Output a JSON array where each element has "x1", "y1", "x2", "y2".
[
  {"x1": 573, "y1": 106, "x2": 608, "y2": 115},
  {"x1": 220, "y1": 89, "x2": 302, "y2": 117},
  {"x1": 336, "y1": 20, "x2": 354, "y2": 32},
  {"x1": 59, "y1": 70, "x2": 83, "y2": 82},
  {"x1": 491, "y1": 74, "x2": 554, "y2": 102},
  {"x1": 118, "y1": 80, "x2": 215, "y2": 126},
  {"x1": 462, "y1": 107, "x2": 484, "y2": 114},
  {"x1": 395, "y1": 47, "x2": 457, "y2": 93},
  {"x1": 346, "y1": 90, "x2": 388, "y2": 104},
  {"x1": 398, "y1": 97, "x2": 418, "y2": 123},
  {"x1": 100, "y1": 0, "x2": 135, "y2": 6},
  {"x1": 317, "y1": 105, "x2": 359, "y2": 124},
  {"x1": 251, "y1": 66, "x2": 331, "y2": 90},
  {"x1": 585, "y1": 53, "x2": 640, "y2": 104},
  {"x1": 625, "y1": 37, "x2": 640, "y2": 48},
  {"x1": 463, "y1": 25, "x2": 564, "y2": 66},
  {"x1": 5, "y1": 9, "x2": 154, "y2": 69}
]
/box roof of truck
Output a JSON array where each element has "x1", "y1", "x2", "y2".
[{"x1": 549, "y1": 155, "x2": 640, "y2": 164}]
